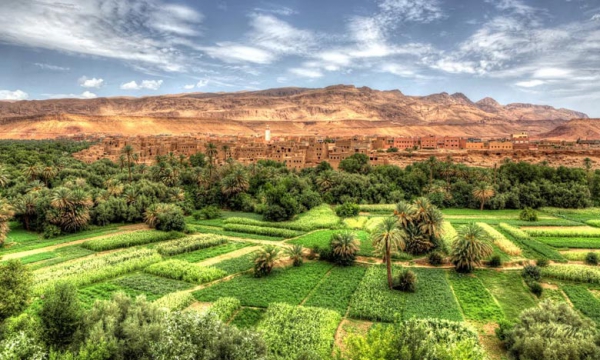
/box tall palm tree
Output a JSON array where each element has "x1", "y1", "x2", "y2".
[
  {"x1": 394, "y1": 201, "x2": 416, "y2": 228},
  {"x1": 315, "y1": 171, "x2": 336, "y2": 192},
  {"x1": 222, "y1": 145, "x2": 231, "y2": 160},
  {"x1": 205, "y1": 143, "x2": 218, "y2": 179},
  {"x1": 41, "y1": 166, "x2": 57, "y2": 187},
  {"x1": 13, "y1": 193, "x2": 37, "y2": 231},
  {"x1": 451, "y1": 223, "x2": 493, "y2": 273},
  {"x1": 221, "y1": 166, "x2": 249, "y2": 197},
  {"x1": 472, "y1": 182, "x2": 495, "y2": 211},
  {"x1": 254, "y1": 245, "x2": 280, "y2": 277},
  {"x1": 0, "y1": 167, "x2": 9, "y2": 188},
  {"x1": 48, "y1": 187, "x2": 92, "y2": 232},
  {"x1": 121, "y1": 145, "x2": 135, "y2": 182},
  {"x1": 371, "y1": 216, "x2": 405, "y2": 289},
  {"x1": 118, "y1": 154, "x2": 126, "y2": 173},
  {"x1": 330, "y1": 231, "x2": 360, "y2": 266},
  {"x1": 0, "y1": 198, "x2": 14, "y2": 247},
  {"x1": 24, "y1": 164, "x2": 41, "y2": 182}
]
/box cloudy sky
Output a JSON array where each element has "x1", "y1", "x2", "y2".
[{"x1": 0, "y1": 0, "x2": 599, "y2": 116}]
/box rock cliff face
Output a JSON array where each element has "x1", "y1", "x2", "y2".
[{"x1": 0, "y1": 85, "x2": 589, "y2": 139}]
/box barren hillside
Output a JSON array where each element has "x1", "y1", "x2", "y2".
[{"x1": 540, "y1": 119, "x2": 600, "y2": 140}]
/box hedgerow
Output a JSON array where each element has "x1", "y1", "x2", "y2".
[
  {"x1": 258, "y1": 303, "x2": 341, "y2": 360},
  {"x1": 81, "y1": 230, "x2": 185, "y2": 251},
  {"x1": 155, "y1": 234, "x2": 227, "y2": 256},
  {"x1": 144, "y1": 259, "x2": 226, "y2": 284}
]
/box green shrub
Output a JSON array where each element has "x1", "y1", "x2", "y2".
[
  {"x1": 586, "y1": 252, "x2": 599, "y2": 266},
  {"x1": 526, "y1": 281, "x2": 543, "y2": 297},
  {"x1": 488, "y1": 255, "x2": 503, "y2": 268},
  {"x1": 519, "y1": 207, "x2": 538, "y2": 222},
  {"x1": 197, "y1": 205, "x2": 221, "y2": 220},
  {"x1": 392, "y1": 269, "x2": 417, "y2": 292},
  {"x1": 0, "y1": 260, "x2": 32, "y2": 322},
  {"x1": 335, "y1": 202, "x2": 360, "y2": 218},
  {"x1": 522, "y1": 265, "x2": 542, "y2": 281},
  {"x1": 536, "y1": 258, "x2": 549, "y2": 267},
  {"x1": 144, "y1": 203, "x2": 186, "y2": 231},
  {"x1": 43, "y1": 224, "x2": 62, "y2": 239},
  {"x1": 39, "y1": 282, "x2": 82, "y2": 348},
  {"x1": 153, "y1": 291, "x2": 194, "y2": 311},
  {"x1": 427, "y1": 251, "x2": 445, "y2": 266},
  {"x1": 495, "y1": 319, "x2": 514, "y2": 342},
  {"x1": 209, "y1": 297, "x2": 241, "y2": 322}
]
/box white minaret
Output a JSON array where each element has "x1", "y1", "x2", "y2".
[{"x1": 265, "y1": 124, "x2": 271, "y2": 142}]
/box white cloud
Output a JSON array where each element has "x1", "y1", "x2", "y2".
[
  {"x1": 533, "y1": 68, "x2": 572, "y2": 79},
  {"x1": 34, "y1": 63, "x2": 70, "y2": 71},
  {"x1": 196, "y1": 80, "x2": 209, "y2": 88},
  {"x1": 253, "y1": 5, "x2": 297, "y2": 16},
  {"x1": 81, "y1": 91, "x2": 97, "y2": 99},
  {"x1": 592, "y1": 14, "x2": 600, "y2": 21},
  {"x1": 378, "y1": 0, "x2": 444, "y2": 23},
  {"x1": 184, "y1": 84, "x2": 196, "y2": 90},
  {"x1": 289, "y1": 68, "x2": 323, "y2": 78},
  {"x1": 201, "y1": 43, "x2": 276, "y2": 64},
  {"x1": 515, "y1": 79, "x2": 546, "y2": 87},
  {"x1": 248, "y1": 14, "x2": 316, "y2": 56},
  {"x1": 78, "y1": 76, "x2": 104, "y2": 88},
  {"x1": 0, "y1": 89, "x2": 29, "y2": 100},
  {"x1": 0, "y1": 0, "x2": 203, "y2": 72},
  {"x1": 120, "y1": 80, "x2": 163, "y2": 90}
]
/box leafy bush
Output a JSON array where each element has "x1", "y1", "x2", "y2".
[
  {"x1": 526, "y1": 281, "x2": 543, "y2": 297},
  {"x1": 144, "y1": 260, "x2": 226, "y2": 283},
  {"x1": 258, "y1": 303, "x2": 341, "y2": 360},
  {"x1": 144, "y1": 203, "x2": 186, "y2": 231},
  {"x1": 253, "y1": 245, "x2": 280, "y2": 278},
  {"x1": 155, "y1": 234, "x2": 227, "y2": 256},
  {"x1": 196, "y1": 205, "x2": 221, "y2": 220},
  {"x1": 522, "y1": 265, "x2": 542, "y2": 281},
  {"x1": 519, "y1": 207, "x2": 538, "y2": 222},
  {"x1": 209, "y1": 297, "x2": 241, "y2": 322},
  {"x1": 392, "y1": 269, "x2": 417, "y2": 292},
  {"x1": 427, "y1": 251, "x2": 445, "y2": 266},
  {"x1": 336, "y1": 202, "x2": 360, "y2": 218},
  {"x1": 329, "y1": 231, "x2": 360, "y2": 266},
  {"x1": 488, "y1": 255, "x2": 502, "y2": 268},
  {"x1": 504, "y1": 300, "x2": 600, "y2": 359},
  {"x1": 586, "y1": 252, "x2": 599, "y2": 265},
  {"x1": 153, "y1": 291, "x2": 194, "y2": 311},
  {"x1": 81, "y1": 230, "x2": 185, "y2": 251},
  {"x1": 0, "y1": 260, "x2": 32, "y2": 322},
  {"x1": 344, "y1": 318, "x2": 485, "y2": 360},
  {"x1": 39, "y1": 282, "x2": 82, "y2": 348},
  {"x1": 536, "y1": 258, "x2": 549, "y2": 267}
]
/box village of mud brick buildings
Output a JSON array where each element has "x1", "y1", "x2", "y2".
[{"x1": 73, "y1": 131, "x2": 600, "y2": 170}]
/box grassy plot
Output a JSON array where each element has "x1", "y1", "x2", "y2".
[
  {"x1": 343, "y1": 216, "x2": 368, "y2": 229},
  {"x1": 348, "y1": 265, "x2": 406, "y2": 322},
  {"x1": 449, "y1": 218, "x2": 581, "y2": 226},
  {"x1": 171, "y1": 242, "x2": 250, "y2": 263},
  {"x1": 541, "y1": 288, "x2": 567, "y2": 303},
  {"x1": 208, "y1": 297, "x2": 241, "y2": 322},
  {"x1": 224, "y1": 205, "x2": 340, "y2": 232},
  {"x1": 541, "y1": 207, "x2": 600, "y2": 223},
  {"x1": 28, "y1": 246, "x2": 95, "y2": 270},
  {"x1": 81, "y1": 230, "x2": 185, "y2": 251},
  {"x1": 536, "y1": 237, "x2": 600, "y2": 249},
  {"x1": 190, "y1": 225, "x2": 284, "y2": 241},
  {"x1": 562, "y1": 285, "x2": 600, "y2": 324},
  {"x1": 477, "y1": 222, "x2": 521, "y2": 256},
  {"x1": 144, "y1": 259, "x2": 226, "y2": 284},
  {"x1": 222, "y1": 224, "x2": 303, "y2": 238},
  {"x1": 193, "y1": 262, "x2": 333, "y2": 308},
  {"x1": 561, "y1": 251, "x2": 600, "y2": 261},
  {"x1": 78, "y1": 272, "x2": 191, "y2": 307},
  {"x1": 155, "y1": 234, "x2": 227, "y2": 256},
  {"x1": 447, "y1": 272, "x2": 504, "y2": 322},
  {"x1": 230, "y1": 308, "x2": 266, "y2": 329},
  {"x1": 497, "y1": 223, "x2": 566, "y2": 262},
  {"x1": 542, "y1": 265, "x2": 600, "y2": 284},
  {"x1": 7, "y1": 252, "x2": 56, "y2": 265},
  {"x1": 402, "y1": 268, "x2": 463, "y2": 322},
  {"x1": 259, "y1": 303, "x2": 341, "y2": 360},
  {"x1": 524, "y1": 227, "x2": 600, "y2": 238},
  {"x1": 303, "y1": 265, "x2": 367, "y2": 315},
  {"x1": 212, "y1": 253, "x2": 255, "y2": 275},
  {"x1": 154, "y1": 291, "x2": 195, "y2": 311},
  {"x1": 476, "y1": 270, "x2": 537, "y2": 321},
  {"x1": 289, "y1": 230, "x2": 374, "y2": 256}
]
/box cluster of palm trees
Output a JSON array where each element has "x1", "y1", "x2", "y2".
[
  {"x1": 253, "y1": 244, "x2": 305, "y2": 277},
  {"x1": 370, "y1": 199, "x2": 494, "y2": 289}
]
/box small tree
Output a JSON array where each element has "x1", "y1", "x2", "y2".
[
  {"x1": 285, "y1": 244, "x2": 304, "y2": 267},
  {"x1": 519, "y1": 207, "x2": 538, "y2": 222},
  {"x1": 254, "y1": 245, "x2": 280, "y2": 277},
  {"x1": 0, "y1": 198, "x2": 14, "y2": 247},
  {"x1": 39, "y1": 282, "x2": 82, "y2": 348},
  {"x1": 335, "y1": 202, "x2": 360, "y2": 218},
  {"x1": 585, "y1": 252, "x2": 599, "y2": 266},
  {"x1": 472, "y1": 182, "x2": 495, "y2": 211},
  {"x1": 0, "y1": 260, "x2": 32, "y2": 322},
  {"x1": 451, "y1": 223, "x2": 493, "y2": 273},
  {"x1": 330, "y1": 231, "x2": 360, "y2": 266},
  {"x1": 371, "y1": 217, "x2": 405, "y2": 289},
  {"x1": 144, "y1": 203, "x2": 186, "y2": 231}
]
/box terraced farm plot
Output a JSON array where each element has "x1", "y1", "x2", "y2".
[
  {"x1": 28, "y1": 246, "x2": 95, "y2": 270},
  {"x1": 192, "y1": 262, "x2": 333, "y2": 307},
  {"x1": 224, "y1": 204, "x2": 340, "y2": 232},
  {"x1": 190, "y1": 224, "x2": 284, "y2": 241},
  {"x1": 231, "y1": 308, "x2": 266, "y2": 328},
  {"x1": 536, "y1": 237, "x2": 600, "y2": 249},
  {"x1": 562, "y1": 285, "x2": 600, "y2": 324},
  {"x1": 561, "y1": 250, "x2": 600, "y2": 261},
  {"x1": 155, "y1": 234, "x2": 227, "y2": 256},
  {"x1": 144, "y1": 259, "x2": 226, "y2": 284},
  {"x1": 447, "y1": 272, "x2": 504, "y2": 322},
  {"x1": 497, "y1": 223, "x2": 566, "y2": 262},
  {"x1": 476, "y1": 270, "x2": 537, "y2": 321},
  {"x1": 523, "y1": 226, "x2": 600, "y2": 238},
  {"x1": 303, "y1": 265, "x2": 367, "y2": 315},
  {"x1": 402, "y1": 268, "x2": 463, "y2": 322},
  {"x1": 541, "y1": 207, "x2": 600, "y2": 223},
  {"x1": 289, "y1": 229, "x2": 374, "y2": 256},
  {"x1": 212, "y1": 252, "x2": 255, "y2": 275},
  {"x1": 81, "y1": 230, "x2": 185, "y2": 251},
  {"x1": 172, "y1": 242, "x2": 250, "y2": 262},
  {"x1": 542, "y1": 264, "x2": 600, "y2": 284}
]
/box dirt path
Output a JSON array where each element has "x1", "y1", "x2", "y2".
[
  {"x1": 196, "y1": 246, "x2": 260, "y2": 267},
  {"x1": 2, "y1": 224, "x2": 148, "y2": 261}
]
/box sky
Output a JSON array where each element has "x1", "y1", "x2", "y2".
[{"x1": 0, "y1": 0, "x2": 599, "y2": 116}]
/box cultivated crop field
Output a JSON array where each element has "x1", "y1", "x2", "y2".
[{"x1": 6, "y1": 205, "x2": 600, "y2": 359}]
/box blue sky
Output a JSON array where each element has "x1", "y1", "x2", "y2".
[{"x1": 0, "y1": 0, "x2": 599, "y2": 116}]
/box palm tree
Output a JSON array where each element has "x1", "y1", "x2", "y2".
[
  {"x1": 371, "y1": 217, "x2": 405, "y2": 289},
  {"x1": 118, "y1": 154, "x2": 126, "y2": 173},
  {"x1": 285, "y1": 244, "x2": 304, "y2": 267},
  {"x1": 472, "y1": 182, "x2": 495, "y2": 211},
  {"x1": 41, "y1": 166, "x2": 57, "y2": 187},
  {"x1": 222, "y1": 145, "x2": 231, "y2": 160},
  {"x1": 24, "y1": 164, "x2": 41, "y2": 182},
  {"x1": 426, "y1": 156, "x2": 437, "y2": 185},
  {"x1": 584, "y1": 157, "x2": 593, "y2": 172},
  {"x1": 48, "y1": 187, "x2": 92, "y2": 232},
  {"x1": 0, "y1": 167, "x2": 9, "y2": 188},
  {"x1": 221, "y1": 167, "x2": 249, "y2": 197},
  {"x1": 13, "y1": 193, "x2": 37, "y2": 231},
  {"x1": 330, "y1": 231, "x2": 360, "y2": 266},
  {"x1": 451, "y1": 223, "x2": 493, "y2": 273},
  {"x1": 121, "y1": 145, "x2": 135, "y2": 182},
  {"x1": 394, "y1": 201, "x2": 416, "y2": 228},
  {"x1": 254, "y1": 245, "x2": 280, "y2": 277},
  {"x1": 0, "y1": 198, "x2": 14, "y2": 247},
  {"x1": 205, "y1": 143, "x2": 218, "y2": 179},
  {"x1": 316, "y1": 171, "x2": 336, "y2": 192}
]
